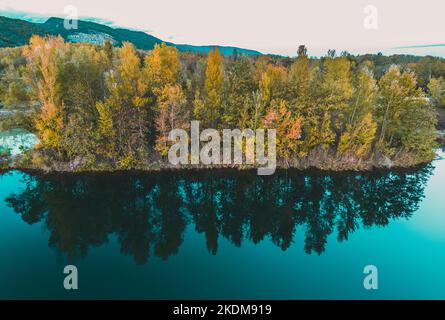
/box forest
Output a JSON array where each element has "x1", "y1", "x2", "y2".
[{"x1": 0, "y1": 36, "x2": 444, "y2": 171}]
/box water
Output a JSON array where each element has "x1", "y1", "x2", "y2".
[
  {"x1": 0, "y1": 129, "x2": 37, "y2": 156},
  {"x1": 0, "y1": 154, "x2": 444, "y2": 299}
]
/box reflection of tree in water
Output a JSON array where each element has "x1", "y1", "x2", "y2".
[{"x1": 5, "y1": 165, "x2": 433, "y2": 264}]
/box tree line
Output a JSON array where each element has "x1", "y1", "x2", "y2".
[{"x1": 0, "y1": 37, "x2": 442, "y2": 170}]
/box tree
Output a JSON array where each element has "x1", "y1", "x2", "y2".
[
  {"x1": 2, "y1": 39, "x2": 439, "y2": 170},
  {"x1": 96, "y1": 101, "x2": 116, "y2": 160},
  {"x1": 319, "y1": 56, "x2": 353, "y2": 131},
  {"x1": 194, "y1": 48, "x2": 223, "y2": 127},
  {"x1": 300, "y1": 111, "x2": 335, "y2": 157},
  {"x1": 24, "y1": 36, "x2": 65, "y2": 157},
  {"x1": 289, "y1": 45, "x2": 311, "y2": 110},
  {"x1": 0, "y1": 62, "x2": 29, "y2": 108},
  {"x1": 58, "y1": 45, "x2": 109, "y2": 163},
  {"x1": 377, "y1": 65, "x2": 436, "y2": 160},
  {"x1": 259, "y1": 63, "x2": 287, "y2": 109},
  {"x1": 336, "y1": 66, "x2": 379, "y2": 159},
  {"x1": 415, "y1": 56, "x2": 445, "y2": 88},
  {"x1": 338, "y1": 113, "x2": 377, "y2": 158},
  {"x1": 428, "y1": 77, "x2": 445, "y2": 108},
  {"x1": 144, "y1": 43, "x2": 180, "y2": 95},
  {"x1": 349, "y1": 66, "x2": 378, "y2": 125},
  {"x1": 222, "y1": 57, "x2": 256, "y2": 128},
  {"x1": 399, "y1": 101, "x2": 437, "y2": 161},
  {"x1": 155, "y1": 85, "x2": 188, "y2": 157},
  {"x1": 262, "y1": 100, "x2": 303, "y2": 164},
  {"x1": 100, "y1": 42, "x2": 150, "y2": 168}
]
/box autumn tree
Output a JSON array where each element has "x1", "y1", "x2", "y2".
[
  {"x1": 100, "y1": 42, "x2": 150, "y2": 168},
  {"x1": 262, "y1": 100, "x2": 303, "y2": 164},
  {"x1": 301, "y1": 111, "x2": 335, "y2": 157},
  {"x1": 428, "y1": 77, "x2": 445, "y2": 108},
  {"x1": 337, "y1": 66, "x2": 378, "y2": 158},
  {"x1": 377, "y1": 65, "x2": 436, "y2": 160},
  {"x1": 338, "y1": 113, "x2": 377, "y2": 158},
  {"x1": 259, "y1": 63, "x2": 288, "y2": 110},
  {"x1": 24, "y1": 36, "x2": 65, "y2": 157},
  {"x1": 319, "y1": 56, "x2": 353, "y2": 131},
  {"x1": 288, "y1": 45, "x2": 311, "y2": 111},
  {"x1": 144, "y1": 43, "x2": 181, "y2": 95},
  {"x1": 96, "y1": 100, "x2": 116, "y2": 161},
  {"x1": 58, "y1": 45, "x2": 109, "y2": 163},
  {"x1": 194, "y1": 48, "x2": 223, "y2": 127},
  {"x1": 144, "y1": 43, "x2": 183, "y2": 149}
]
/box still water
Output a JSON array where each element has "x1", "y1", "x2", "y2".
[{"x1": 0, "y1": 154, "x2": 444, "y2": 299}]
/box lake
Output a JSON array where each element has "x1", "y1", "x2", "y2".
[{"x1": 0, "y1": 152, "x2": 444, "y2": 299}]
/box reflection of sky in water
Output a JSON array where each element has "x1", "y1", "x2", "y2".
[
  {"x1": 0, "y1": 129, "x2": 37, "y2": 156},
  {"x1": 403, "y1": 150, "x2": 445, "y2": 240}
]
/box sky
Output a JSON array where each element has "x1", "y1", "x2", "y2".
[{"x1": 1, "y1": 0, "x2": 444, "y2": 57}]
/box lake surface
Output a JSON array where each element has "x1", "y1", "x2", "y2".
[{"x1": 0, "y1": 153, "x2": 444, "y2": 299}]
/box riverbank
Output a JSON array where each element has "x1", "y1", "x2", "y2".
[
  {"x1": 1, "y1": 147, "x2": 435, "y2": 175},
  {"x1": 0, "y1": 121, "x2": 440, "y2": 174}
]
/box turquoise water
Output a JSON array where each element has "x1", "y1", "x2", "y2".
[{"x1": 0, "y1": 154, "x2": 444, "y2": 299}]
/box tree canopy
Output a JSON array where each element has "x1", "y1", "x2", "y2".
[{"x1": 0, "y1": 39, "x2": 440, "y2": 170}]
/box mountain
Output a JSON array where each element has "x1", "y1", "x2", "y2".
[
  {"x1": 0, "y1": 16, "x2": 262, "y2": 55},
  {"x1": 0, "y1": 16, "x2": 46, "y2": 47}
]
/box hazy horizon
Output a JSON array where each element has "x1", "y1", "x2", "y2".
[{"x1": 1, "y1": 0, "x2": 444, "y2": 57}]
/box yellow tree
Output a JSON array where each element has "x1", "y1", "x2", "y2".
[
  {"x1": 428, "y1": 77, "x2": 445, "y2": 108},
  {"x1": 337, "y1": 66, "x2": 378, "y2": 158},
  {"x1": 96, "y1": 100, "x2": 116, "y2": 160},
  {"x1": 195, "y1": 48, "x2": 223, "y2": 127},
  {"x1": 24, "y1": 36, "x2": 65, "y2": 156},
  {"x1": 289, "y1": 45, "x2": 311, "y2": 110},
  {"x1": 259, "y1": 64, "x2": 287, "y2": 109},
  {"x1": 378, "y1": 66, "x2": 437, "y2": 160},
  {"x1": 144, "y1": 43, "x2": 183, "y2": 153},
  {"x1": 301, "y1": 111, "x2": 335, "y2": 157},
  {"x1": 102, "y1": 42, "x2": 150, "y2": 167},
  {"x1": 338, "y1": 113, "x2": 377, "y2": 158},
  {"x1": 349, "y1": 66, "x2": 378, "y2": 126},
  {"x1": 320, "y1": 56, "x2": 353, "y2": 131},
  {"x1": 144, "y1": 43, "x2": 180, "y2": 95}
]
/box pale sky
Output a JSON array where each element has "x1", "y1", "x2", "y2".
[{"x1": 1, "y1": 0, "x2": 444, "y2": 57}]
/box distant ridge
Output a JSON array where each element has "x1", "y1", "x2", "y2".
[{"x1": 0, "y1": 16, "x2": 262, "y2": 56}]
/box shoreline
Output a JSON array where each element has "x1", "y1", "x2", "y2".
[{"x1": 1, "y1": 155, "x2": 434, "y2": 176}]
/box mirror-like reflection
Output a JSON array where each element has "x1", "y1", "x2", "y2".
[{"x1": 3, "y1": 166, "x2": 433, "y2": 264}]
